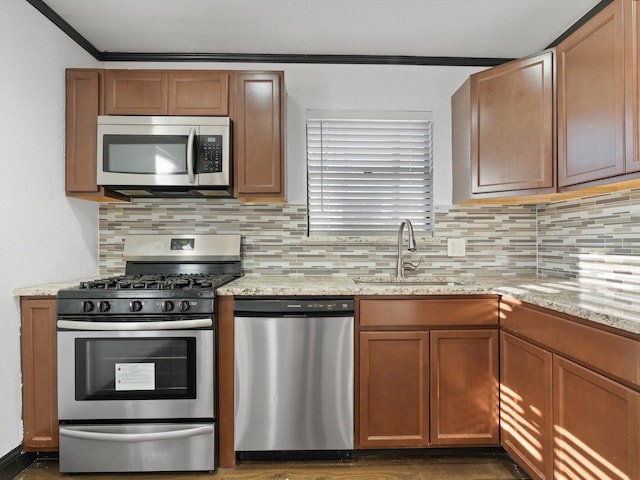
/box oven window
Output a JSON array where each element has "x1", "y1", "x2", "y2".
[{"x1": 75, "y1": 337, "x2": 196, "y2": 400}]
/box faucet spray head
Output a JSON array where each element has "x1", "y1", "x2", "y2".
[{"x1": 405, "y1": 219, "x2": 417, "y2": 251}]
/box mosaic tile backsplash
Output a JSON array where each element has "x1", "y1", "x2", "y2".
[
  {"x1": 99, "y1": 188, "x2": 640, "y2": 283},
  {"x1": 537, "y1": 188, "x2": 640, "y2": 287},
  {"x1": 99, "y1": 200, "x2": 537, "y2": 278}
]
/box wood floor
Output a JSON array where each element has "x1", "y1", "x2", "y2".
[{"x1": 14, "y1": 452, "x2": 531, "y2": 480}]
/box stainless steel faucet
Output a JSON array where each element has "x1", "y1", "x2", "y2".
[{"x1": 396, "y1": 219, "x2": 417, "y2": 278}]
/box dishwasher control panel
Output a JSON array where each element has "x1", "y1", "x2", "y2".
[{"x1": 234, "y1": 297, "x2": 354, "y2": 315}]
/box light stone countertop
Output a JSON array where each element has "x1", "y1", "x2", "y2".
[
  {"x1": 13, "y1": 278, "x2": 96, "y2": 297},
  {"x1": 13, "y1": 274, "x2": 640, "y2": 335},
  {"x1": 220, "y1": 274, "x2": 640, "y2": 335}
]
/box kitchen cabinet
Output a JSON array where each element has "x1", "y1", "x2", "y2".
[
  {"x1": 65, "y1": 70, "x2": 127, "y2": 201},
  {"x1": 20, "y1": 297, "x2": 58, "y2": 451},
  {"x1": 625, "y1": 0, "x2": 640, "y2": 175},
  {"x1": 232, "y1": 71, "x2": 285, "y2": 201},
  {"x1": 500, "y1": 298, "x2": 640, "y2": 480},
  {"x1": 357, "y1": 296, "x2": 499, "y2": 449},
  {"x1": 430, "y1": 329, "x2": 499, "y2": 446},
  {"x1": 359, "y1": 330, "x2": 430, "y2": 447},
  {"x1": 168, "y1": 71, "x2": 229, "y2": 116},
  {"x1": 557, "y1": 0, "x2": 625, "y2": 187},
  {"x1": 554, "y1": 356, "x2": 639, "y2": 480},
  {"x1": 66, "y1": 68, "x2": 283, "y2": 202},
  {"x1": 500, "y1": 332, "x2": 553, "y2": 480},
  {"x1": 104, "y1": 70, "x2": 229, "y2": 116},
  {"x1": 558, "y1": 0, "x2": 640, "y2": 188},
  {"x1": 452, "y1": 51, "x2": 555, "y2": 204}
]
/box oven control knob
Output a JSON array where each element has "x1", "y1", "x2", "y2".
[
  {"x1": 98, "y1": 301, "x2": 111, "y2": 312},
  {"x1": 81, "y1": 301, "x2": 94, "y2": 313},
  {"x1": 129, "y1": 300, "x2": 143, "y2": 312},
  {"x1": 178, "y1": 300, "x2": 190, "y2": 312},
  {"x1": 162, "y1": 300, "x2": 175, "y2": 312}
]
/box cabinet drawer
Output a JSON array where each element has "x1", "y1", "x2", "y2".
[
  {"x1": 501, "y1": 298, "x2": 639, "y2": 389},
  {"x1": 358, "y1": 297, "x2": 498, "y2": 328}
]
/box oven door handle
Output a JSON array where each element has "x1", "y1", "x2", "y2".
[
  {"x1": 59, "y1": 424, "x2": 214, "y2": 443},
  {"x1": 56, "y1": 318, "x2": 213, "y2": 330}
]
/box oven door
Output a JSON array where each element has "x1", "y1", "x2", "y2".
[{"x1": 57, "y1": 329, "x2": 214, "y2": 421}]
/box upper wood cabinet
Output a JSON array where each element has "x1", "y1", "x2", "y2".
[
  {"x1": 104, "y1": 70, "x2": 229, "y2": 116},
  {"x1": 558, "y1": 0, "x2": 640, "y2": 188},
  {"x1": 452, "y1": 51, "x2": 555, "y2": 203},
  {"x1": 557, "y1": 0, "x2": 626, "y2": 187},
  {"x1": 168, "y1": 71, "x2": 229, "y2": 116},
  {"x1": 232, "y1": 71, "x2": 285, "y2": 200},
  {"x1": 66, "y1": 68, "x2": 284, "y2": 202},
  {"x1": 65, "y1": 70, "x2": 127, "y2": 202},
  {"x1": 66, "y1": 70, "x2": 101, "y2": 194},
  {"x1": 20, "y1": 297, "x2": 58, "y2": 452},
  {"x1": 625, "y1": 0, "x2": 640, "y2": 174}
]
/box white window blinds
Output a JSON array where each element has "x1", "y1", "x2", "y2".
[{"x1": 306, "y1": 110, "x2": 433, "y2": 236}]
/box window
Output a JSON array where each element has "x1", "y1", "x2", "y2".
[{"x1": 306, "y1": 110, "x2": 433, "y2": 236}]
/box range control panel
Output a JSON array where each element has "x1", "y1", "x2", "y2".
[{"x1": 234, "y1": 297, "x2": 354, "y2": 315}]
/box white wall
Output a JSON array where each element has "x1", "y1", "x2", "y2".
[
  {"x1": 106, "y1": 61, "x2": 485, "y2": 205},
  {"x1": 0, "y1": 1, "x2": 99, "y2": 457}
]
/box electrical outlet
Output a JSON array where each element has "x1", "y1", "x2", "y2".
[{"x1": 447, "y1": 238, "x2": 466, "y2": 257}]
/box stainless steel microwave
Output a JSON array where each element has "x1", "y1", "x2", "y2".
[{"x1": 97, "y1": 116, "x2": 231, "y2": 197}]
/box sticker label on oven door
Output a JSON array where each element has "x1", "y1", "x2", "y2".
[{"x1": 115, "y1": 363, "x2": 155, "y2": 391}]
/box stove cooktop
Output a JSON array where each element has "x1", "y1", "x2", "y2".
[
  {"x1": 57, "y1": 273, "x2": 239, "y2": 317},
  {"x1": 79, "y1": 273, "x2": 237, "y2": 291}
]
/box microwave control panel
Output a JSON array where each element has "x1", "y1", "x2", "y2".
[{"x1": 197, "y1": 135, "x2": 223, "y2": 173}]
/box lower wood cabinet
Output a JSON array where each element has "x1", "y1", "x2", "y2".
[
  {"x1": 20, "y1": 297, "x2": 58, "y2": 451},
  {"x1": 357, "y1": 296, "x2": 500, "y2": 449},
  {"x1": 430, "y1": 329, "x2": 499, "y2": 446},
  {"x1": 501, "y1": 299, "x2": 640, "y2": 480},
  {"x1": 553, "y1": 356, "x2": 639, "y2": 480},
  {"x1": 359, "y1": 331, "x2": 430, "y2": 447},
  {"x1": 500, "y1": 332, "x2": 553, "y2": 480}
]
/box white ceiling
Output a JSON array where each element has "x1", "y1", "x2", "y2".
[{"x1": 42, "y1": 0, "x2": 602, "y2": 60}]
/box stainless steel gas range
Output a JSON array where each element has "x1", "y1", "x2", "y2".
[{"x1": 56, "y1": 234, "x2": 241, "y2": 474}]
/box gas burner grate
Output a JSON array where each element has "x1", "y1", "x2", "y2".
[{"x1": 79, "y1": 274, "x2": 231, "y2": 291}]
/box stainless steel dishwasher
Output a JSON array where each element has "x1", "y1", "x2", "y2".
[{"x1": 234, "y1": 297, "x2": 354, "y2": 453}]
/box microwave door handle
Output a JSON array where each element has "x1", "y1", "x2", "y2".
[{"x1": 187, "y1": 127, "x2": 196, "y2": 183}]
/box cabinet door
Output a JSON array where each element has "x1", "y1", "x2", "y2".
[
  {"x1": 66, "y1": 69, "x2": 101, "y2": 194},
  {"x1": 500, "y1": 333, "x2": 553, "y2": 480},
  {"x1": 625, "y1": 0, "x2": 640, "y2": 173},
  {"x1": 557, "y1": 0, "x2": 625, "y2": 187},
  {"x1": 358, "y1": 331, "x2": 429, "y2": 448},
  {"x1": 104, "y1": 70, "x2": 168, "y2": 115},
  {"x1": 471, "y1": 52, "x2": 554, "y2": 194},
  {"x1": 553, "y1": 356, "x2": 639, "y2": 480},
  {"x1": 20, "y1": 297, "x2": 58, "y2": 451},
  {"x1": 168, "y1": 71, "x2": 229, "y2": 116},
  {"x1": 233, "y1": 72, "x2": 284, "y2": 199},
  {"x1": 430, "y1": 329, "x2": 499, "y2": 446}
]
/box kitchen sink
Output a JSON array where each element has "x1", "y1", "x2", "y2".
[{"x1": 353, "y1": 277, "x2": 464, "y2": 286}]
